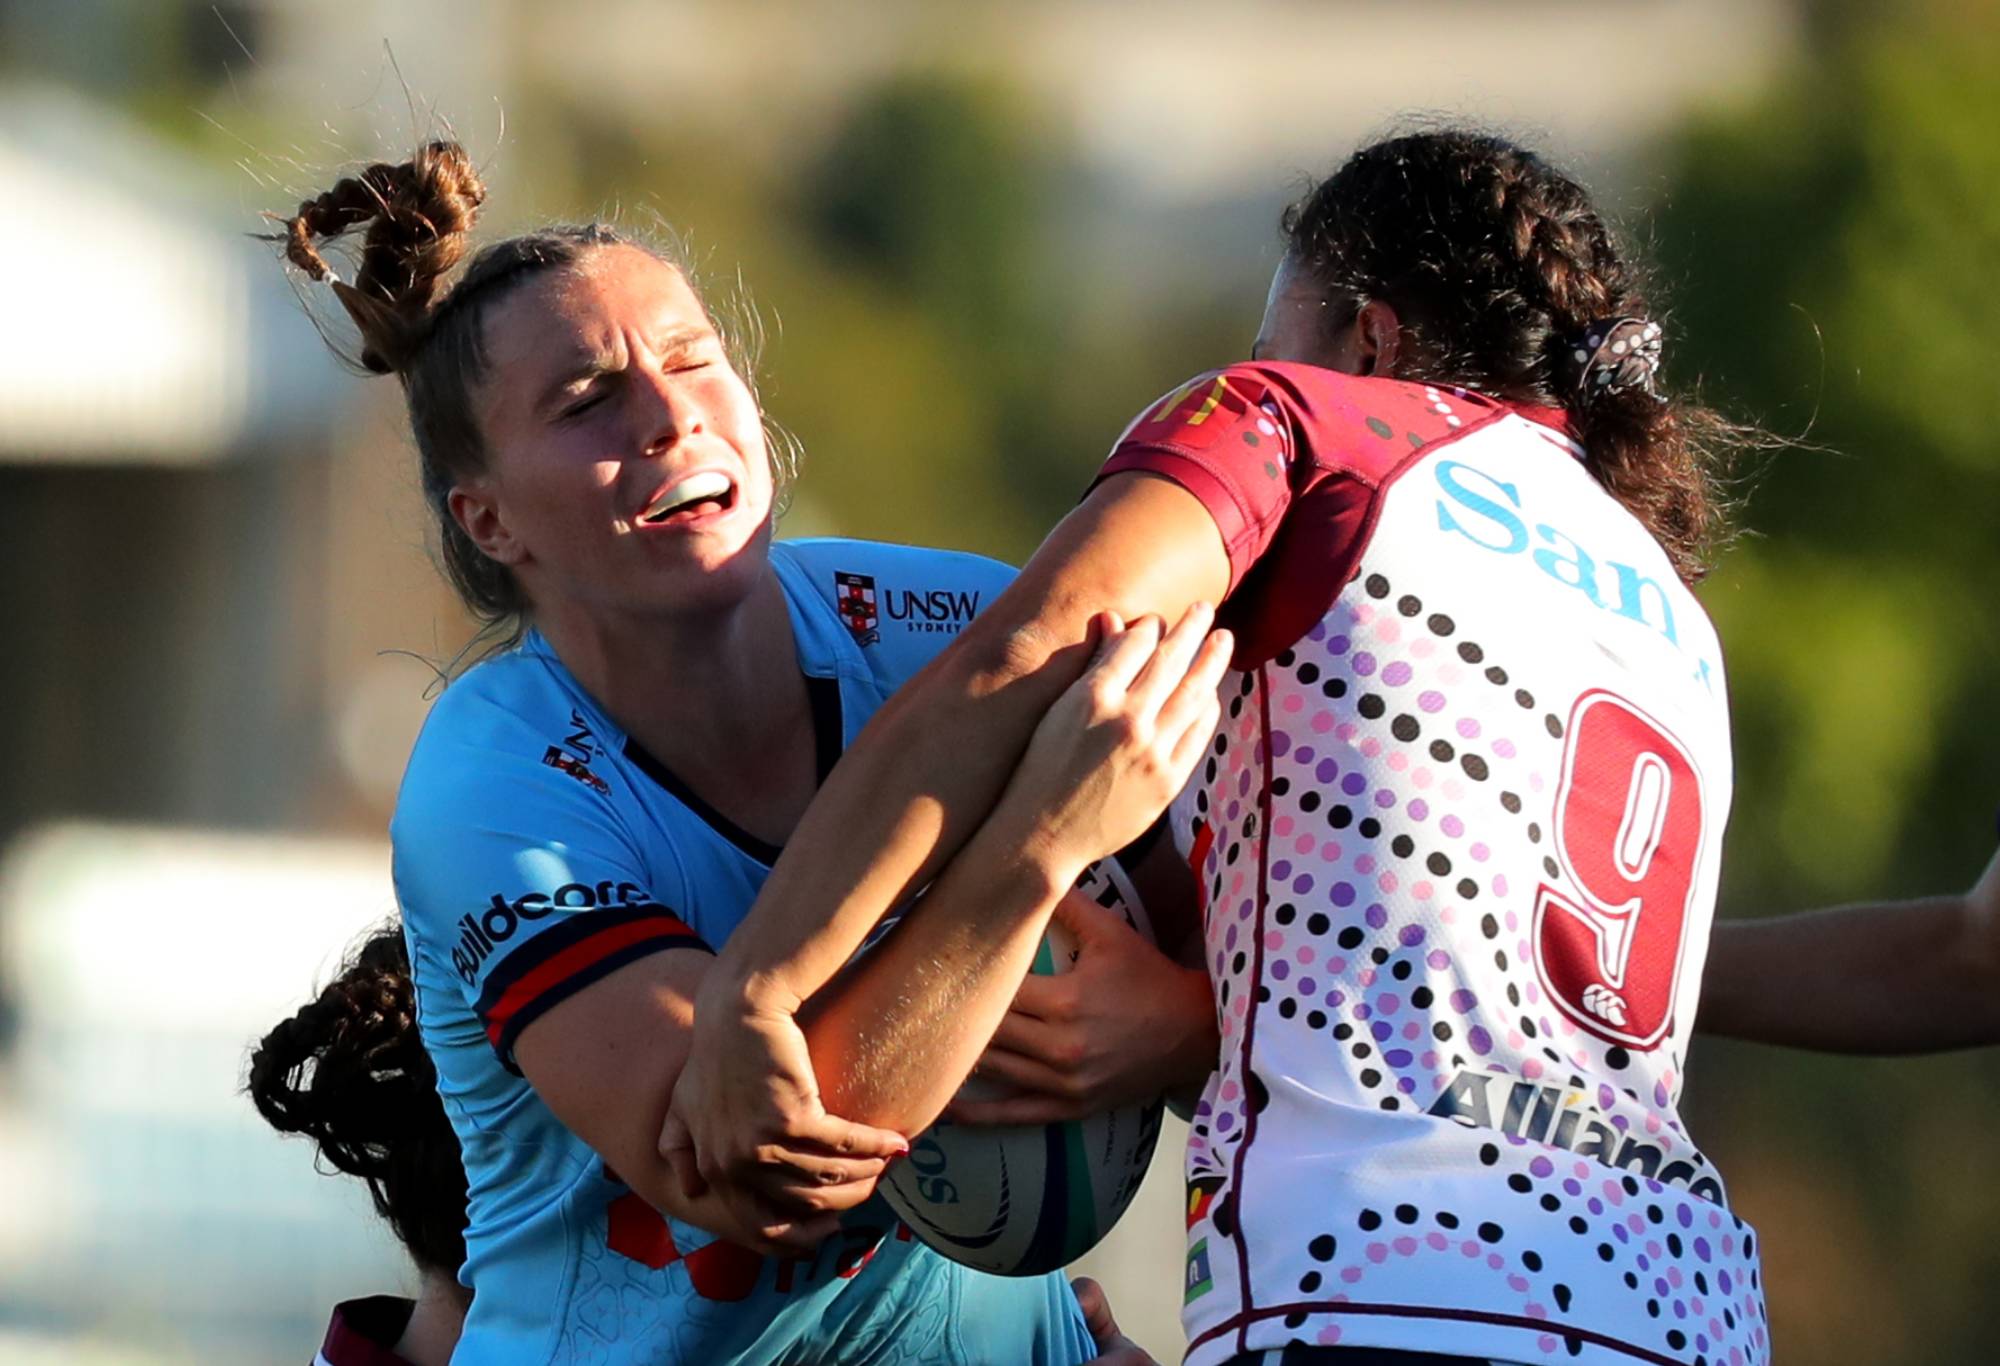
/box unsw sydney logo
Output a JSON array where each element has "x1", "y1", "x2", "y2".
[
  {"x1": 834, "y1": 571, "x2": 981, "y2": 646},
  {"x1": 541, "y1": 707, "x2": 610, "y2": 795}
]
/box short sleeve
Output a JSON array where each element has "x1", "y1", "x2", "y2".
[
  {"x1": 393, "y1": 712, "x2": 709, "y2": 1071},
  {"x1": 1091, "y1": 365, "x2": 1304, "y2": 593}
]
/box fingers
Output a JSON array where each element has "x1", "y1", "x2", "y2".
[
  {"x1": 729, "y1": 1139, "x2": 890, "y2": 1212},
  {"x1": 667, "y1": 1147, "x2": 710, "y2": 1202},
  {"x1": 750, "y1": 1169, "x2": 885, "y2": 1215},
  {"x1": 793, "y1": 1112, "x2": 911, "y2": 1161},
  {"x1": 750, "y1": 1209, "x2": 843, "y2": 1257},
  {"x1": 1161, "y1": 627, "x2": 1233, "y2": 769},
  {"x1": 1169, "y1": 690, "x2": 1224, "y2": 777},
  {"x1": 971, "y1": 1042, "x2": 1082, "y2": 1098},
  {"x1": 1087, "y1": 610, "x2": 1126, "y2": 653},
  {"x1": 987, "y1": 1009, "x2": 1075, "y2": 1062},
  {"x1": 769, "y1": 1150, "x2": 892, "y2": 1190},
  {"x1": 660, "y1": 1113, "x2": 710, "y2": 1201},
  {"x1": 1083, "y1": 613, "x2": 1165, "y2": 700},
  {"x1": 1069, "y1": 1276, "x2": 1158, "y2": 1363},
  {"x1": 677, "y1": 1111, "x2": 906, "y2": 1218},
  {"x1": 1047, "y1": 885, "x2": 1142, "y2": 951},
  {"x1": 1007, "y1": 968, "x2": 1069, "y2": 1019},
  {"x1": 1071, "y1": 1276, "x2": 1118, "y2": 1346},
  {"x1": 1125, "y1": 601, "x2": 1216, "y2": 719}
]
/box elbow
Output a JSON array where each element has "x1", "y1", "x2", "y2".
[
  {"x1": 807, "y1": 1033, "x2": 915, "y2": 1136},
  {"x1": 952, "y1": 612, "x2": 1075, "y2": 701}
]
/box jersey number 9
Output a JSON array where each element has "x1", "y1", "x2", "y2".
[{"x1": 1532, "y1": 690, "x2": 1706, "y2": 1051}]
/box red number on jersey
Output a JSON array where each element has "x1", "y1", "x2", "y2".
[{"x1": 1532, "y1": 690, "x2": 1706, "y2": 1050}]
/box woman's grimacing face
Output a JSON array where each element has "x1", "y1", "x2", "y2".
[{"x1": 451, "y1": 245, "x2": 777, "y2": 624}]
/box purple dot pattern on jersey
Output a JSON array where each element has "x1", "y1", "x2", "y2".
[{"x1": 1182, "y1": 567, "x2": 1767, "y2": 1363}]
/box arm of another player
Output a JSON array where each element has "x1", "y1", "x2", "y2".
[
  {"x1": 1697, "y1": 839, "x2": 2000, "y2": 1052},
  {"x1": 1073, "y1": 1276, "x2": 1160, "y2": 1366},
  {"x1": 948, "y1": 834, "x2": 1219, "y2": 1127},
  {"x1": 796, "y1": 609, "x2": 1228, "y2": 1137},
  {"x1": 711, "y1": 474, "x2": 1229, "y2": 1010},
  {"x1": 513, "y1": 950, "x2": 886, "y2": 1256},
  {"x1": 664, "y1": 475, "x2": 1231, "y2": 1188}
]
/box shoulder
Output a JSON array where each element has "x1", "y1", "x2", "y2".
[
  {"x1": 1119, "y1": 362, "x2": 1507, "y2": 485},
  {"x1": 776, "y1": 537, "x2": 1016, "y2": 688},
  {"x1": 403, "y1": 647, "x2": 574, "y2": 765},
  {"x1": 776, "y1": 536, "x2": 1017, "y2": 602},
  {"x1": 391, "y1": 644, "x2": 632, "y2": 891},
  {"x1": 397, "y1": 646, "x2": 595, "y2": 805}
]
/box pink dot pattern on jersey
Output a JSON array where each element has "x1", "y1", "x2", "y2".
[{"x1": 1178, "y1": 569, "x2": 1765, "y2": 1365}]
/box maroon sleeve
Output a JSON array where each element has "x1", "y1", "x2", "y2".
[
  {"x1": 1093, "y1": 365, "x2": 1304, "y2": 594},
  {"x1": 1096, "y1": 363, "x2": 1513, "y2": 668}
]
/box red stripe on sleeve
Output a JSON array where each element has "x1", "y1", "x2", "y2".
[{"x1": 482, "y1": 915, "x2": 699, "y2": 1048}]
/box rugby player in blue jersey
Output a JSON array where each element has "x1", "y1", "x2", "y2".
[
  {"x1": 273, "y1": 141, "x2": 1228, "y2": 1364},
  {"x1": 249, "y1": 924, "x2": 1156, "y2": 1366}
]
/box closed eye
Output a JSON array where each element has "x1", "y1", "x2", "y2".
[
  {"x1": 559, "y1": 380, "x2": 614, "y2": 420},
  {"x1": 664, "y1": 345, "x2": 720, "y2": 374}
]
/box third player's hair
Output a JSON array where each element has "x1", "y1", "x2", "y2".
[
  {"x1": 247, "y1": 923, "x2": 469, "y2": 1276},
  {"x1": 1281, "y1": 128, "x2": 1741, "y2": 584}
]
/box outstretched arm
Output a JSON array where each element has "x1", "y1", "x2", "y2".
[
  {"x1": 666, "y1": 364, "x2": 1305, "y2": 1205},
  {"x1": 712, "y1": 475, "x2": 1229, "y2": 1017},
  {"x1": 805, "y1": 610, "x2": 1228, "y2": 1135},
  {"x1": 527, "y1": 611, "x2": 1228, "y2": 1253},
  {"x1": 1698, "y1": 842, "x2": 2000, "y2": 1052}
]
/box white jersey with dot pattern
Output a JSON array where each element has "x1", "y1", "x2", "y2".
[{"x1": 1112, "y1": 367, "x2": 1768, "y2": 1366}]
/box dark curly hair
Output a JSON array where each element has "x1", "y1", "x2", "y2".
[
  {"x1": 246, "y1": 922, "x2": 467, "y2": 1275},
  {"x1": 1280, "y1": 128, "x2": 1743, "y2": 584}
]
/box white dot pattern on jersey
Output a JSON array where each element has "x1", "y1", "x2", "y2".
[{"x1": 1182, "y1": 567, "x2": 1766, "y2": 1365}]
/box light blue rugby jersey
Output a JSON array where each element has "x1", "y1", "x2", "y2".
[{"x1": 392, "y1": 538, "x2": 1095, "y2": 1366}]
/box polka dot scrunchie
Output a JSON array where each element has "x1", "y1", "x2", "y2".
[{"x1": 1565, "y1": 317, "x2": 1663, "y2": 401}]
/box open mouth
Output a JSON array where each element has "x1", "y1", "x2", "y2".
[{"x1": 638, "y1": 470, "x2": 737, "y2": 526}]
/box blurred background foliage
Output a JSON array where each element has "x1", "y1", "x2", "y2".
[
  {"x1": 1656, "y1": 2, "x2": 2000, "y2": 1360},
  {"x1": 3, "y1": 0, "x2": 1998, "y2": 1360}
]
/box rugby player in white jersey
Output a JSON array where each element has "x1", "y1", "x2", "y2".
[{"x1": 670, "y1": 129, "x2": 1781, "y2": 1366}]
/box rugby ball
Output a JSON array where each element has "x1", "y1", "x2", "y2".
[{"x1": 877, "y1": 857, "x2": 1165, "y2": 1276}]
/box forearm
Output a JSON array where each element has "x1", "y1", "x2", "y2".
[
  {"x1": 803, "y1": 809, "x2": 1079, "y2": 1135},
  {"x1": 708, "y1": 476, "x2": 1228, "y2": 1012},
  {"x1": 1162, "y1": 962, "x2": 1221, "y2": 1079},
  {"x1": 1165, "y1": 871, "x2": 1221, "y2": 1105},
  {"x1": 721, "y1": 621, "x2": 1085, "y2": 1012},
  {"x1": 516, "y1": 960, "x2": 706, "y2": 1212},
  {"x1": 1701, "y1": 897, "x2": 2000, "y2": 1052}
]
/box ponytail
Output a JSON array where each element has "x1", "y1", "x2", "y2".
[
  {"x1": 246, "y1": 923, "x2": 468, "y2": 1275},
  {"x1": 1280, "y1": 128, "x2": 1749, "y2": 583}
]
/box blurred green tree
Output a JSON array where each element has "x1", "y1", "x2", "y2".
[
  {"x1": 1661, "y1": 5, "x2": 2000, "y2": 908},
  {"x1": 1656, "y1": 4, "x2": 2000, "y2": 1362}
]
